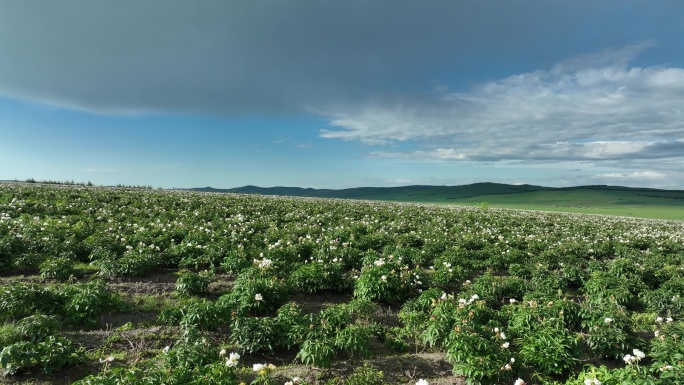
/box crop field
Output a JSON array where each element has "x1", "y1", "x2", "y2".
[{"x1": 1, "y1": 183, "x2": 684, "y2": 385}]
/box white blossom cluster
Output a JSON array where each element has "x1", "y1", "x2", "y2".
[{"x1": 623, "y1": 349, "x2": 646, "y2": 365}]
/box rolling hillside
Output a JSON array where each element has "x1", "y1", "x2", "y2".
[{"x1": 191, "y1": 183, "x2": 684, "y2": 220}]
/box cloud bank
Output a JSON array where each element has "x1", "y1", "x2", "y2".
[
  {"x1": 321, "y1": 44, "x2": 684, "y2": 167},
  {"x1": 1, "y1": 1, "x2": 679, "y2": 115}
]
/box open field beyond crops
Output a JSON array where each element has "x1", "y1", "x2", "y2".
[
  {"x1": 196, "y1": 183, "x2": 684, "y2": 221},
  {"x1": 1, "y1": 183, "x2": 684, "y2": 385}
]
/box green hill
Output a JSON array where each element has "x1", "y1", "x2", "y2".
[
  {"x1": 192, "y1": 182, "x2": 548, "y2": 200},
  {"x1": 191, "y1": 183, "x2": 684, "y2": 220}
]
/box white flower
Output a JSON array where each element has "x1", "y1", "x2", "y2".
[
  {"x1": 514, "y1": 379, "x2": 526, "y2": 385},
  {"x1": 441, "y1": 292, "x2": 447, "y2": 300},
  {"x1": 666, "y1": 317, "x2": 673, "y2": 323},
  {"x1": 255, "y1": 293, "x2": 263, "y2": 301},
  {"x1": 656, "y1": 316, "x2": 664, "y2": 323},
  {"x1": 500, "y1": 332, "x2": 507, "y2": 340},
  {"x1": 633, "y1": 349, "x2": 645, "y2": 359},
  {"x1": 226, "y1": 356, "x2": 239, "y2": 367},
  {"x1": 510, "y1": 357, "x2": 515, "y2": 363},
  {"x1": 494, "y1": 327, "x2": 500, "y2": 333},
  {"x1": 219, "y1": 349, "x2": 227, "y2": 356},
  {"x1": 509, "y1": 298, "x2": 517, "y2": 304},
  {"x1": 99, "y1": 355, "x2": 115, "y2": 363},
  {"x1": 501, "y1": 342, "x2": 510, "y2": 349},
  {"x1": 584, "y1": 380, "x2": 592, "y2": 385},
  {"x1": 604, "y1": 317, "x2": 613, "y2": 325},
  {"x1": 229, "y1": 352, "x2": 240, "y2": 361},
  {"x1": 593, "y1": 379, "x2": 602, "y2": 385},
  {"x1": 381, "y1": 275, "x2": 387, "y2": 282},
  {"x1": 623, "y1": 349, "x2": 644, "y2": 365},
  {"x1": 256, "y1": 258, "x2": 273, "y2": 269},
  {"x1": 253, "y1": 363, "x2": 266, "y2": 372},
  {"x1": 162, "y1": 346, "x2": 170, "y2": 354},
  {"x1": 416, "y1": 380, "x2": 429, "y2": 385},
  {"x1": 285, "y1": 382, "x2": 294, "y2": 385}
]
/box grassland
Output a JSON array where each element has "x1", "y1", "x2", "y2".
[
  {"x1": 441, "y1": 189, "x2": 684, "y2": 220},
  {"x1": 204, "y1": 183, "x2": 684, "y2": 220}
]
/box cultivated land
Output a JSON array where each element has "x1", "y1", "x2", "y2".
[{"x1": 1, "y1": 183, "x2": 684, "y2": 385}]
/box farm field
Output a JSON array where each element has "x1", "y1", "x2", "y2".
[{"x1": 1, "y1": 183, "x2": 684, "y2": 385}]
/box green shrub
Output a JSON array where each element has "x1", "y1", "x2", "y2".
[
  {"x1": 296, "y1": 339, "x2": 335, "y2": 368},
  {"x1": 219, "y1": 275, "x2": 290, "y2": 314},
  {"x1": 219, "y1": 249, "x2": 252, "y2": 274},
  {"x1": 579, "y1": 298, "x2": 631, "y2": 359},
  {"x1": 178, "y1": 299, "x2": 224, "y2": 331},
  {"x1": 353, "y1": 260, "x2": 412, "y2": 303},
  {"x1": 516, "y1": 322, "x2": 580, "y2": 376},
  {"x1": 16, "y1": 315, "x2": 60, "y2": 341},
  {"x1": 334, "y1": 324, "x2": 372, "y2": 358},
  {"x1": 96, "y1": 252, "x2": 158, "y2": 277},
  {"x1": 39, "y1": 257, "x2": 74, "y2": 281},
  {"x1": 430, "y1": 263, "x2": 467, "y2": 290},
  {"x1": 583, "y1": 271, "x2": 636, "y2": 307},
  {"x1": 0, "y1": 335, "x2": 84, "y2": 375},
  {"x1": 650, "y1": 320, "x2": 684, "y2": 370},
  {"x1": 63, "y1": 280, "x2": 118, "y2": 327},
  {"x1": 0, "y1": 323, "x2": 20, "y2": 350},
  {"x1": 506, "y1": 298, "x2": 582, "y2": 377},
  {"x1": 230, "y1": 315, "x2": 279, "y2": 354},
  {"x1": 446, "y1": 324, "x2": 518, "y2": 384},
  {"x1": 175, "y1": 270, "x2": 210, "y2": 296},
  {"x1": 288, "y1": 262, "x2": 347, "y2": 293},
  {"x1": 0, "y1": 283, "x2": 63, "y2": 321}
]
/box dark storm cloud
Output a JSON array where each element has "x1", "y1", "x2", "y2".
[{"x1": 0, "y1": 0, "x2": 678, "y2": 115}]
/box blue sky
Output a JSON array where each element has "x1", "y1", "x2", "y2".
[{"x1": 1, "y1": 1, "x2": 684, "y2": 189}]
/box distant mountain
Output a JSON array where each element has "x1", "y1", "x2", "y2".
[
  {"x1": 192, "y1": 183, "x2": 543, "y2": 199},
  {"x1": 189, "y1": 183, "x2": 684, "y2": 204}
]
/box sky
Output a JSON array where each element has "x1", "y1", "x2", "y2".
[{"x1": 1, "y1": 1, "x2": 684, "y2": 189}]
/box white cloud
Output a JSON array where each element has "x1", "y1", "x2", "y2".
[
  {"x1": 387, "y1": 178, "x2": 412, "y2": 184},
  {"x1": 593, "y1": 171, "x2": 666, "y2": 181},
  {"x1": 372, "y1": 148, "x2": 466, "y2": 161},
  {"x1": 320, "y1": 45, "x2": 684, "y2": 165}
]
